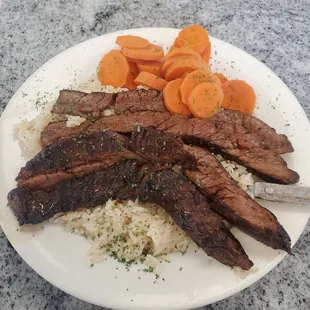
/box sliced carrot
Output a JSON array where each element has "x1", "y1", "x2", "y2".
[
  {"x1": 168, "y1": 39, "x2": 179, "y2": 53},
  {"x1": 97, "y1": 50, "x2": 130, "y2": 87},
  {"x1": 187, "y1": 82, "x2": 223, "y2": 118},
  {"x1": 164, "y1": 58, "x2": 209, "y2": 81},
  {"x1": 214, "y1": 73, "x2": 228, "y2": 84},
  {"x1": 201, "y1": 41, "x2": 211, "y2": 63},
  {"x1": 163, "y1": 78, "x2": 191, "y2": 115},
  {"x1": 122, "y1": 44, "x2": 164, "y2": 61},
  {"x1": 161, "y1": 54, "x2": 201, "y2": 77},
  {"x1": 176, "y1": 25, "x2": 210, "y2": 54},
  {"x1": 116, "y1": 35, "x2": 150, "y2": 49},
  {"x1": 165, "y1": 47, "x2": 201, "y2": 60},
  {"x1": 124, "y1": 61, "x2": 139, "y2": 90},
  {"x1": 134, "y1": 71, "x2": 167, "y2": 91},
  {"x1": 180, "y1": 71, "x2": 221, "y2": 105},
  {"x1": 124, "y1": 57, "x2": 142, "y2": 63},
  {"x1": 137, "y1": 61, "x2": 163, "y2": 76},
  {"x1": 222, "y1": 80, "x2": 256, "y2": 114}
]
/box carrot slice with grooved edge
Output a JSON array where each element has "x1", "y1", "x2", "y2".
[
  {"x1": 122, "y1": 44, "x2": 164, "y2": 61},
  {"x1": 163, "y1": 78, "x2": 191, "y2": 115},
  {"x1": 180, "y1": 71, "x2": 221, "y2": 105},
  {"x1": 222, "y1": 80, "x2": 256, "y2": 114},
  {"x1": 187, "y1": 82, "x2": 223, "y2": 118},
  {"x1": 134, "y1": 71, "x2": 167, "y2": 91},
  {"x1": 116, "y1": 35, "x2": 150, "y2": 49},
  {"x1": 97, "y1": 50, "x2": 130, "y2": 87}
]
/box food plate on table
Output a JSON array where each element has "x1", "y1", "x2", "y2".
[{"x1": 0, "y1": 27, "x2": 310, "y2": 310}]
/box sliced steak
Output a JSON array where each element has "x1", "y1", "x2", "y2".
[
  {"x1": 52, "y1": 90, "x2": 115, "y2": 119},
  {"x1": 184, "y1": 146, "x2": 291, "y2": 252},
  {"x1": 41, "y1": 112, "x2": 298, "y2": 184},
  {"x1": 89, "y1": 111, "x2": 176, "y2": 133},
  {"x1": 89, "y1": 113, "x2": 299, "y2": 184},
  {"x1": 158, "y1": 116, "x2": 299, "y2": 184},
  {"x1": 9, "y1": 161, "x2": 140, "y2": 225},
  {"x1": 130, "y1": 126, "x2": 196, "y2": 169},
  {"x1": 40, "y1": 120, "x2": 91, "y2": 147},
  {"x1": 51, "y1": 89, "x2": 293, "y2": 154},
  {"x1": 8, "y1": 160, "x2": 252, "y2": 270},
  {"x1": 114, "y1": 89, "x2": 167, "y2": 114},
  {"x1": 138, "y1": 166, "x2": 253, "y2": 270},
  {"x1": 42, "y1": 90, "x2": 298, "y2": 184},
  {"x1": 210, "y1": 110, "x2": 293, "y2": 154},
  {"x1": 51, "y1": 89, "x2": 165, "y2": 119},
  {"x1": 17, "y1": 131, "x2": 144, "y2": 189}
]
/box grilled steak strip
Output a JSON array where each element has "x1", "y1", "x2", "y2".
[
  {"x1": 209, "y1": 109, "x2": 293, "y2": 154},
  {"x1": 16, "y1": 131, "x2": 144, "y2": 189},
  {"x1": 52, "y1": 89, "x2": 166, "y2": 119},
  {"x1": 138, "y1": 166, "x2": 253, "y2": 270},
  {"x1": 157, "y1": 115, "x2": 299, "y2": 184},
  {"x1": 45, "y1": 112, "x2": 297, "y2": 184},
  {"x1": 50, "y1": 89, "x2": 293, "y2": 154},
  {"x1": 130, "y1": 126, "x2": 196, "y2": 169},
  {"x1": 184, "y1": 145, "x2": 291, "y2": 252},
  {"x1": 40, "y1": 120, "x2": 91, "y2": 147},
  {"x1": 8, "y1": 160, "x2": 252, "y2": 270},
  {"x1": 43, "y1": 90, "x2": 298, "y2": 184},
  {"x1": 132, "y1": 127, "x2": 291, "y2": 252},
  {"x1": 18, "y1": 128, "x2": 197, "y2": 189},
  {"x1": 115, "y1": 89, "x2": 167, "y2": 114},
  {"x1": 9, "y1": 161, "x2": 139, "y2": 225},
  {"x1": 52, "y1": 90, "x2": 116, "y2": 119}
]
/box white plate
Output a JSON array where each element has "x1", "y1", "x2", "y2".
[{"x1": 0, "y1": 28, "x2": 310, "y2": 310}]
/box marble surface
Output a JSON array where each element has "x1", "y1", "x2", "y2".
[{"x1": 1, "y1": 0, "x2": 310, "y2": 309}]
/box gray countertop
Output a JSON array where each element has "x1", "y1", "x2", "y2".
[{"x1": 1, "y1": 0, "x2": 310, "y2": 309}]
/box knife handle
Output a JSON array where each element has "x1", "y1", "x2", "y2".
[{"x1": 254, "y1": 182, "x2": 310, "y2": 205}]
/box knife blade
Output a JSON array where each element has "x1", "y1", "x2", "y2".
[{"x1": 254, "y1": 182, "x2": 310, "y2": 205}]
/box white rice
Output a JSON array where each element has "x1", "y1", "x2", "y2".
[
  {"x1": 215, "y1": 154, "x2": 254, "y2": 192},
  {"x1": 13, "y1": 101, "x2": 63, "y2": 158},
  {"x1": 52, "y1": 199, "x2": 197, "y2": 266},
  {"x1": 15, "y1": 86, "x2": 254, "y2": 267}
]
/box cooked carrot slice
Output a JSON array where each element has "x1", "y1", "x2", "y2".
[
  {"x1": 222, "y1": 80, "x2": 256, "y2": 114},
  {"x1": 164, "y1": 58, "x2": 209, "y2": 81},
  {"x1": 163, "y1": 78, "x2": 191, "y2": 115},
  {"x1": 124, "y1": 57, "x2": 142, "y2": 63},
  {"x1": 180, "y1": 71, "x2": 221, "y2": 105},
  {"x1": 122, "y1": 44, "x2": 164, "y2": 61},
  {"x1": 97, "y1": 50, "x2": 130, "y2": 87},
  {"x1": 165, "y1": 47, "x2": 201, "y2": 60},
  {"x1": 168, "y1": 39, "x2": 179, "y2": 53},
  {"x1": 137, "y1": 61, "x2": 162, "y2": 76},
  {"x1": 201, "y1": 41, "x2": 211, "y2": 63},
  {"x1": 116, "y1": 35, "x2": 150, "y2": 49},
  {"x1": 134, "y1": 71, "x2": 167, "y2": 91},
  {"x1": 176, "y1": 25, "x2": 209, "y2": 54},
  {"x1": 214, "y1": 73, "x2": 228, "y2": 84},
  {"x1": 161, "y1": 54, "x2": 201, "y2": 77},
  {"x1": 124, "y1": 61, "x2": 139, "y2": 90},
  {"x1": 187, "y1": 82, "x2": 223, "y2": 118}
]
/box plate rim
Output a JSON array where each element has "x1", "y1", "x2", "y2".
[{"x1": 0, "y1": 27, "x2": 309, "y2": 310}]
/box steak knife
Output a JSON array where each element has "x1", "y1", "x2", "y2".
[{"x1": 254, "y1": 182, "x2": 310, "y2": 205}]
